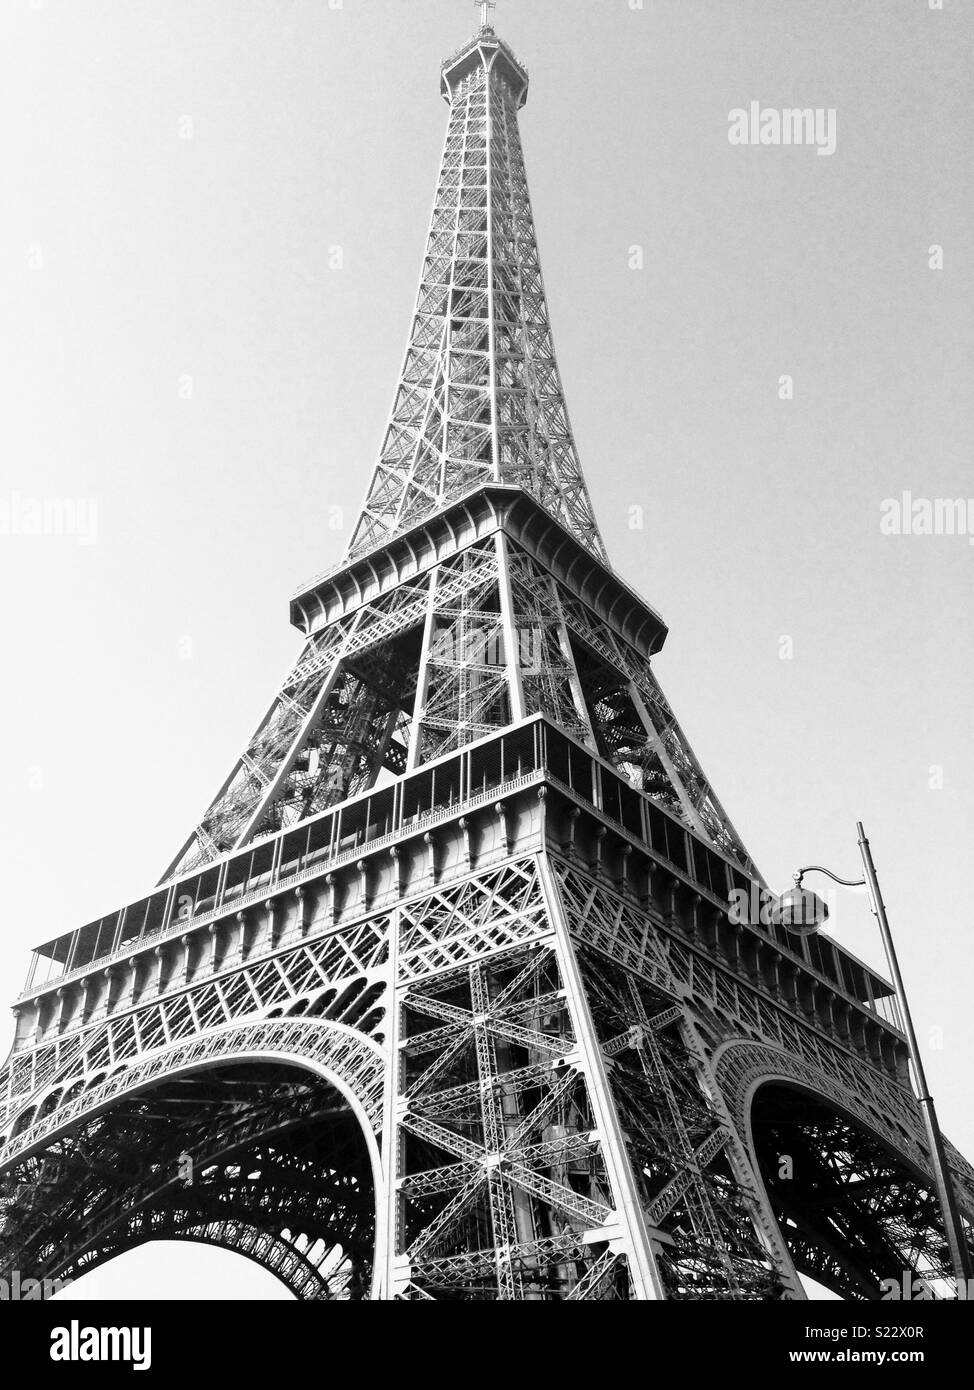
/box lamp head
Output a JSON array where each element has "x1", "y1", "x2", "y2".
[{"x1": 769, "y1": 877, "x2": 829, "y2": 936}]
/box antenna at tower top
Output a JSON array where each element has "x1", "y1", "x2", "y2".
[{"x1": 477, "y1": 0, "x2": 496, "y2": 31}]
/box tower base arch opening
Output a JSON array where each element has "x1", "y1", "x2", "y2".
[{"x1": 750, "y1": 1082, "x2": 969, "y2": 1301}]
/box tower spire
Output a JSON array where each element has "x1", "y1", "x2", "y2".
[
  {"x1": 477, "y1": 0, "x2": 496, "y2": 31},
  {"x1": 345, "y1": 18, "x2": 607, "y2": 568}
]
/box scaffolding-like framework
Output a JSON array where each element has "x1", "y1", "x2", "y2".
[{"x1": 1, "y1": 23, "x2": 972, "y2": 1301}]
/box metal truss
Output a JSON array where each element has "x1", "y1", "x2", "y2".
[
  {"x1": 158, "y1": 18, "x2": 756, "y2": 880},
  {"x1": 167, "y1": 519, "x2": 756, "y2": 882},
  {"x1": 568, "y1": 946, "x2": 783, "y2": 1299},
  {"x1": 346, "y1": 31, "x2": 606, "y2": 565},
  {"x1": 504, "y1": 546, "x2": 597, "y2": 750},
  {"x1": 2, "y1": 846, "x2": 972, "y2": 1299},
  {"x1": 3, "y1": 23, "x2": 972, "y2": 1305},
  {"x1": 411, "y1": 541, "x2": 510, "y2": 762},
  {"x1": 0, "y1": 1061, "x2": 377, "y2": 1298},
  {"x1": 551, "y1": 852, "x2": 974, "y2": 1216},
  {"x1": 713, "y1": 1039, "x2": 974, "y2": 1230},
  {"x1": 546, "y1": 580, "x2": 756, "y2": 872},
  {"x1": 752, "y1": 1088, "x2": 961, "y2": 1299},
  {"x1": 380, "y1": 853, "x2": 795, "y2": 1298}
]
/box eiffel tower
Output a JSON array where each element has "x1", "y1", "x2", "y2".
[{"x1": 2, "y1": 17, "x2": 973, "y2": 1303}]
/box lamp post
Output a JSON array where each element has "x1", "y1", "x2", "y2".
[{"x1": 771, "y1": 821, "x2": 972, "y2": 1294}]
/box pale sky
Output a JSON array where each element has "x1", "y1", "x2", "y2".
[{"x1": 1, "y1": 0, "x2": 971, "y2": 1300}]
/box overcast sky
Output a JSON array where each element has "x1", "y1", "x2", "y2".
[{"x1": 1, "y1": 0, "x2": 971, "y2": 1299}]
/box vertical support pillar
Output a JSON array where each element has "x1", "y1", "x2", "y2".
[{"x1": 536, "y1": 855, "x2": 665, "y2": 1300}]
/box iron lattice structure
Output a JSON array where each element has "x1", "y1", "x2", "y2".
[{"x1": 2, "y1": 25, "x2": 972, "y2": 1301}]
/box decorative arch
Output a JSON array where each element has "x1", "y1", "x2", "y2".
[
  {"x1": 65, "y1": 1216, "x2": 345, "y2": 1301},
  {"x1": 712, "y1": 1038, "x2": 974, "y2": 1300},
  {"x1": 0, "y1": 1018, "x2": 387, "y2": 1300},
  {"x1": 712, "y1": 1037, "x2": 950, "y2": 1190},
  {"x1": 0, "y1": 1017, "x2": 384, "y2": 1179}
]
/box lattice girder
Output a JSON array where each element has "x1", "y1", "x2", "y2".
[
  {"x1": 167, "y1": 513, "x2": 756, "y2": 881},
  {"x1": 5, "y1": 21, "x2": 973, "y2": 1306},
  {"x1": 346, "y1": 31, "x2": 607, "y2": 565},
  {"x1": 4, "y1": 827, "x2": 974, "y2": 1299}
]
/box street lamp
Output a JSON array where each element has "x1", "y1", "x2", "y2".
[{"x1": 771, "y1": 820, "x2": 972, "y2": 1294}]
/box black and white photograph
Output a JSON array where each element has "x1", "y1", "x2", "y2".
[{"x1": 0, "y1": 0, "x2": 971, "y2": 1362}]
